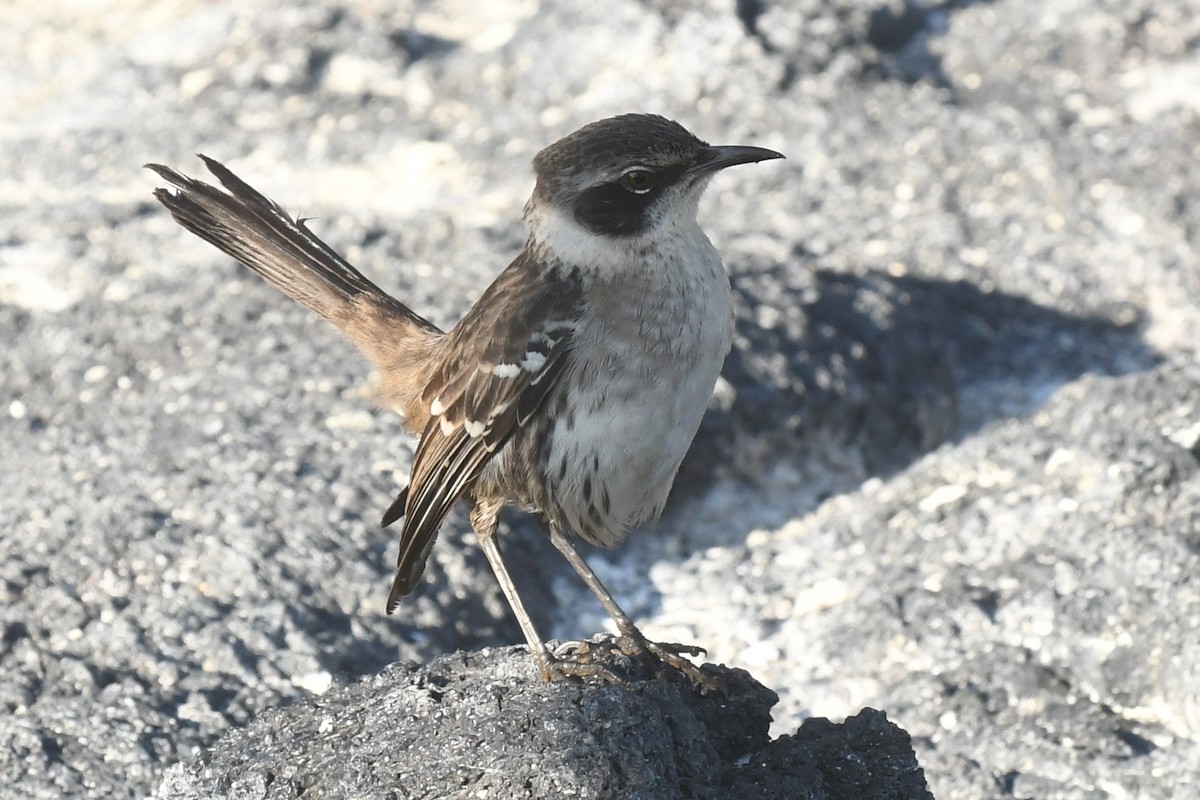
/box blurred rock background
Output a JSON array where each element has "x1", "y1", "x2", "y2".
[{"x1": 2, "y1": 0, "x2": 1198, "y2": 797}]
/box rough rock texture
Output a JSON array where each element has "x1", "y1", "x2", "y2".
[
  {"x1": 153, "y1": 645, "x2": 931, "y2": 799},
  {"x1": 3, "y1": 0, "x2": 1199, "y2": 798},
  {"x1": 649, "y1": 363, "x2": 1200, "y2": 798}
]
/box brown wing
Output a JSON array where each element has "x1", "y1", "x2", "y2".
[{"x1": 384, "y1": 258, "x2": 582, "y2": 609}]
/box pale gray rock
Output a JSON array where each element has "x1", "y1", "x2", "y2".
[{"x1": 2, "y1": 0, "x2": 1198, "y2": 798}]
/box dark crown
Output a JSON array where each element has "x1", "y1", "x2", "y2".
[{"x1": 531, "y1": 114, "x2": 707, "y2": 199}]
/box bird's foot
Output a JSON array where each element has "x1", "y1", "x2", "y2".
[
  {"x1": 553, "y1": 632, "x2": 723, "y2": 695},
  {"x1": 531, "y1": 643, "x2": 624, "y2": 685},
  {"x1": 617, "y1": 632, "x2": 724, "y2": 695}
]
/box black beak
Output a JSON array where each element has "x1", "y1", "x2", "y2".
[{"x1": 688, "y1": 144, "x2": 785, "y2": 176}]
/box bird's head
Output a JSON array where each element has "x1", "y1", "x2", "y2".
[{"x1": 527, "y1": 114, "x2": 783, "y2": 242}]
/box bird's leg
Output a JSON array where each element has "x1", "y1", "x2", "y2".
[
  {"x1": 471, "y1": 501, "x2": 620, "y2": 685},
  {"x1": 548, "y1": 526, "x2": 721, "y2": 694}
]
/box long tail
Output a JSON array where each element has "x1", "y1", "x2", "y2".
[
  {"x1": 146, "y1": 156, "x2": 442, "y2": 368},
  {"x1": 149, "y1": 157, "x2": 445, "y2": 598}
]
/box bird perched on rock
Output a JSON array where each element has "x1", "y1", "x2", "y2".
[{"x1": 148, "y1": 114, "x2": 783, "y2": 690}]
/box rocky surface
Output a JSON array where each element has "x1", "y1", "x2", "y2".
[
  {"x1": 2, "y1": 0, "x2": 1198, "y2": 798},
  {"x1": 153, "y1": 644, "x2": 931, "y2": 799}
]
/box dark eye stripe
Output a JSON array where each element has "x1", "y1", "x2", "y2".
[
  {"x1": 572, "y1": 163, "x2": 688, "y2": 236},
  {"x1": 574, "y1": 182, "x2": 658, "y2": 236}
]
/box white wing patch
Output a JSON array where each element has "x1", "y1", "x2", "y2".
[
  {"x1": 426, "y1": 317, "x2": 575, "y2": 448},
  {"x1": 490, "y1": 351, "x2": 548, "y2": 378},
  {"x1": 520, "y1": 351, "x2": 547, "y2": 371},
  {"x1": 491, "y1": 363, "x2": 521, "y2": 378}
]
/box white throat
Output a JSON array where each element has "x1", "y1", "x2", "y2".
[{"x1": 525, "y1": 193, "x2": 706, "y2": 275}]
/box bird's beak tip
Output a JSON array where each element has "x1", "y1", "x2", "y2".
[{"x1": 693, "y1": 145, "x2": 786, "y2": 174}]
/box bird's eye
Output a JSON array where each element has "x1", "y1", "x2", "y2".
[{"x1": 622, "y1": 169, "x2": 654, "y2": 194}]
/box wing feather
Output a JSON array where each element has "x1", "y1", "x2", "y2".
[{"x1": 385, "y1": 259, "x2": 581, "y2": 608}]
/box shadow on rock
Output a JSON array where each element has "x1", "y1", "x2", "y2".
[{"x1": 684, "y1": 267, "x2": 1157, "y2": 493}]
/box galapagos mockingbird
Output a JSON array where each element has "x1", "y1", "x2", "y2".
[{"x1": 147, "y1": 113, "x2": 783, "y2": 690}]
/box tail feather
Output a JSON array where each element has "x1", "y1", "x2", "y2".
[
  {"x1": 146, "y1": 157, "x2": 441, "y2": 359},
  {"x1": 149, "y1": 156, "x2": 451, "y2": 607}
]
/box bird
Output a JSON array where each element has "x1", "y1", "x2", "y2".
[{"x1": 147, "y1": 113, "x2": 783, "y2": 691}]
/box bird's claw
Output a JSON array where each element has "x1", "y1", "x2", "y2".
[
  {"x1": 547, "y1": 633, "x2": 723, "y2": 695},
  {"x1": 535, "y1": 643, "x2": 624, "y2": 685}
]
